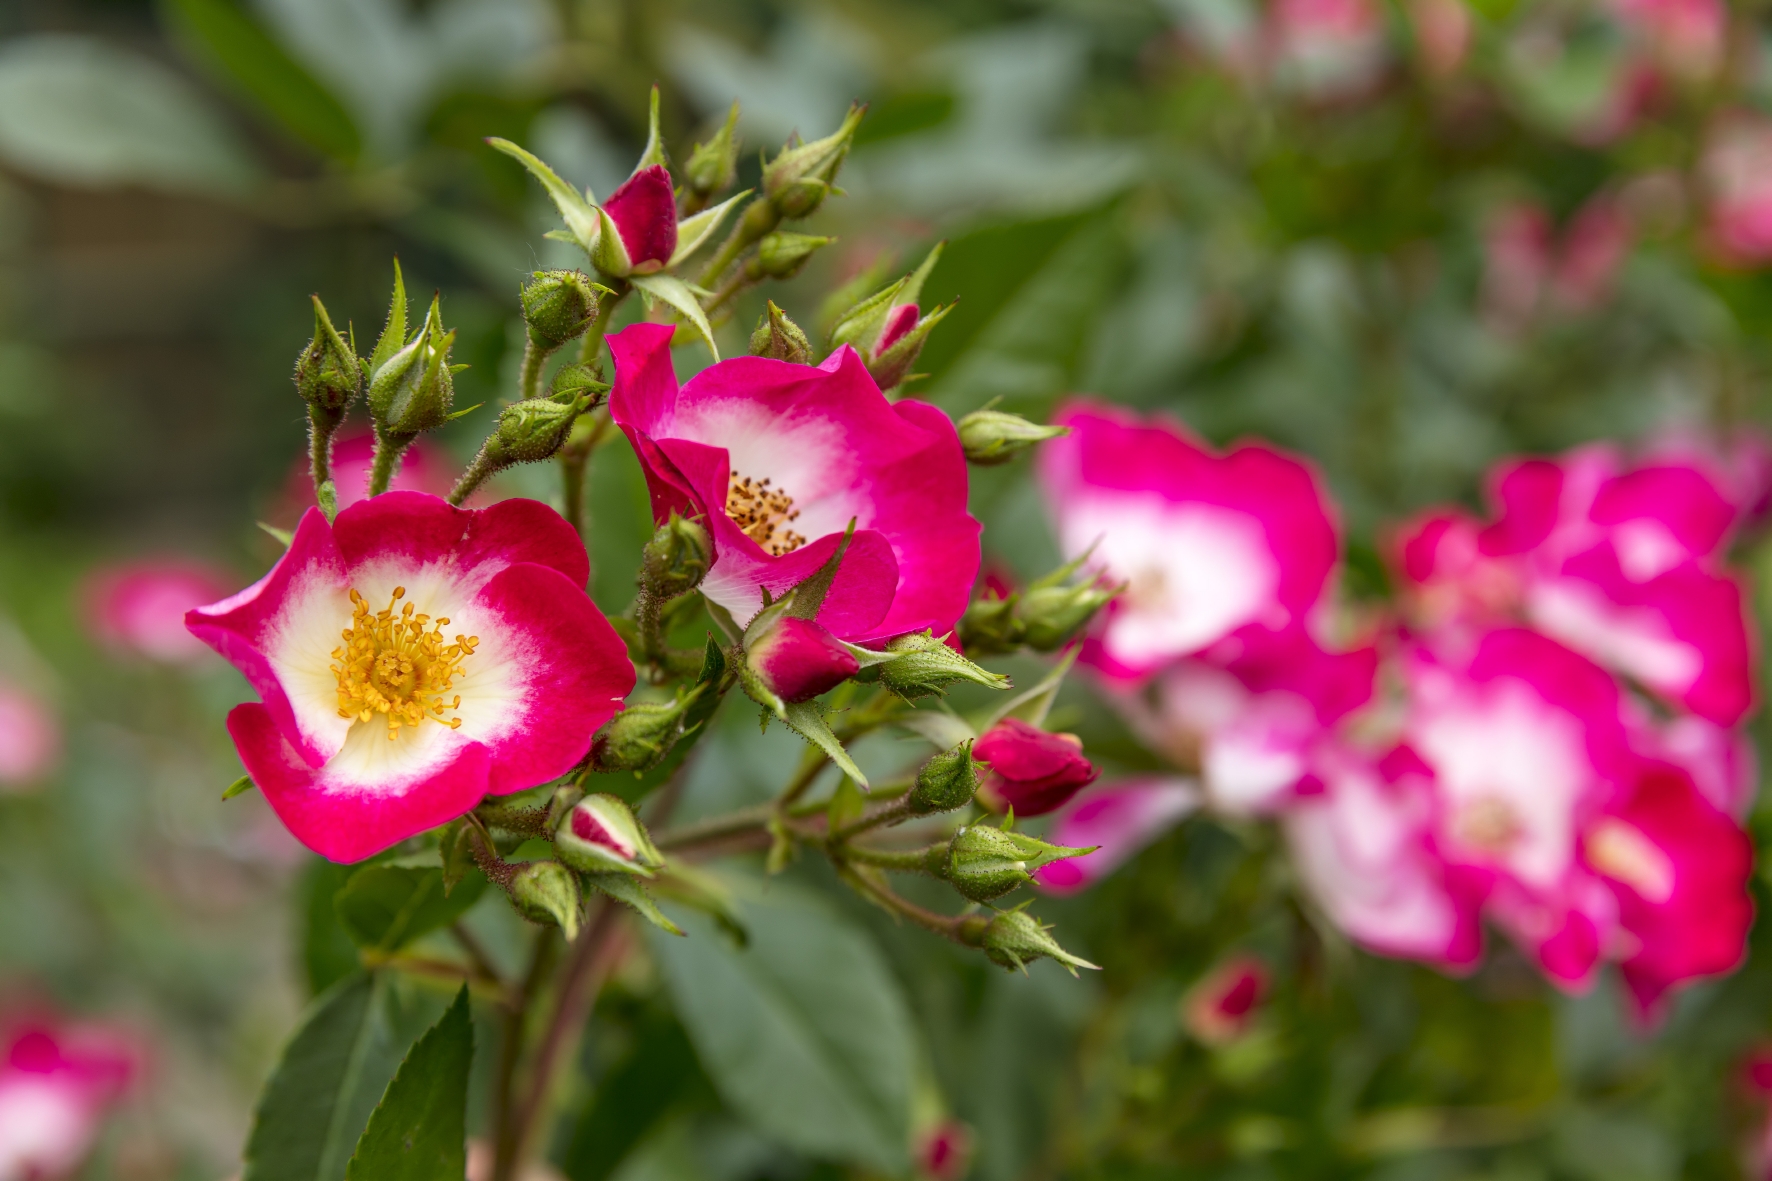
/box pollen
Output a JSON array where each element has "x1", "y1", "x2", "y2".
[
  {"x1": 725, "y1": 471, "x2": 807, "y2": 556},
  {"x1": 331, "y1": 586, "x2": 479, "y2": 740}
]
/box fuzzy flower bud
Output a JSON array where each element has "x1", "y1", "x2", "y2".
[
  {"x1": 294, "y1": 295, "x2": 364, "y2": 421},
  {"x1": 1017, "y1": 581, "x2": 1116, "y2": 651},
  {"x1": 589, "y1": 691, "x2": 702, "y2": 774},
  {"x1": 555, "y1": 793, "x2": 664, "y2": 877},
  {"x1": 685, "y1": 102, "x2": 741, "y2": 206},
  {"x1": 747, "y1": 232, "x2": 834, "y2": 281},
  {"x1": 878, "y1": 630, "x2": 1010, "y2": 700},
  {"x1": 957, "y1": 592, "x2": 1024, "y2": 656},
  {"x1": 369, "y1": 297, "x2": 457, "y2": 438},
  {"x1": 942, "y1": 823, "x2": 1093, "y2": 902},
  {"x1": 479, "y1": 393, "x2": 588, "y2": 468},
  {"x1": 640, "y1": 513, "x2": 712, "y2": 599},
  {"x1": 762, "y1": 105, "x2": 864, "y2": 221},
  {"x1": 970, "y1": 903, "x2": 1098, "y2": 975},
  {"x1": 907, "y1": 740, "x2": 980, "y2": 815},
  {"x1": 750, "y1": 301, "x2": 812, "y2": 363},
  {"x1": 974, "y1": 718, "x2": 1099, "y2": 817},
  {"x1": 743, "y1": 616, "x2": 860, "y2": 705},
  {"x1": 510, "y1": 860, "x2": 583, "y2": 939},
  {"x1": 957, "y1": 409, "x2": 1067, "y2": 466},
  {"x1": 551, "y1": 361, "x2": 608, "y2": 400},
  {"x1": 521, "y1": 270, "x2": 605, "y2": 352}
]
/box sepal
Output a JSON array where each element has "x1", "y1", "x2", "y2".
[
  {"x1": 584, "y1": 871, "x2": 683, "y2": 935},
  {"x1": 875, "y1": 629, "x2": 1010, "y2": 699},
  {"x1": 509, "y1": 860, "x2": 583, "y2": 939},
  {"x1": 969, "y1": 902, "x2": 1098, "y2": 975},
  {"x1": 940, "y1": 822, "x2": 1094, "y2": 902},
  {"x1": 555, "y1": 793, "x2": 665, "y2": 876}
]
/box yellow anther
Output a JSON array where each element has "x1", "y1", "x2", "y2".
[
  {"x1": 725, "y1": 469, "x2": 808, "y2": 556},
  {"x1": 330, "y1": 587, "x2": 475, "y2": 739}
]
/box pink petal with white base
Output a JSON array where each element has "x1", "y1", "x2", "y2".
[
  {"x1": 1039, "y1": 400, "x2": 1338, "y2": 681},
  {"x1": 608, "y1": 324, "x2": 979, "y2": 644}
]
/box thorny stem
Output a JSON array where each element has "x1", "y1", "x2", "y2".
[
  {"x1": 655, "y1": 802, "x2": 777, "y2": 852},
  {"x1": 447, "y1": 447, "x2": 498, "y2": 507},
  {"x1": 491, "y1": 927, "x2": 559, "y2": 1181},
  {"x1": 559, "y1": 411, "x2": 611, "y2": 556},
  {"x1": 504, "y1": 899, "x2": 627, "y2": 1177},
  {"x1": 451, "y1": 921, "x2": 507, "y2": 992},
  {"x1": 307, "y1": 405, "x2": 342, "y2": 520},
  {"x1": 699, "y1": 197, "x2": 778, "y2": 288}
]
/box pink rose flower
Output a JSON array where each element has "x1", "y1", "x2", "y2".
[
  {"x1": 1705, "y1": 112, "x2": 1772, "y2": 265},
  {"x1": 1112, "y1": 627, "x2": 1376, "y2": 813},
  {"x1": 1284, "y1": 744, "x2": 1485, "y2": 969},
  {"x1": 607, "y1": 323, "x2": 980, "y2": 644},
  {"x1": 1482, "y1": 198, "x2": 1632, "y2": 330},
  {"x1": 1398, "y1": 445, "x2": 1756, "y2": 726},
  {"x1": 0, "y1": 682, "x2": 59, "y2": 791},
  {"x1": 973, "y1": 718, "x2": 1101, "y2": 817},
  {"x1": 1608, "y1": 0, "x2": 1726, "y2": 82},
  {"x1": 0, "y1": 1016, "x2": 137, "y2": 1181},
  {"x1": 1035, "y1": 777, "x2": 1200, "y2": 894},
  {"x1": 1038, "y1": 400, "x2": 1339, "y2": 682},
  {"x1": 746, "y1": 616, "x2": 861, "y2": 704},
  {"x1": 186, "y1": 492, "x2": 634, "y2": 862},
  {"x1": 84, "y1": 560, "x2": 234, "y2": 664},
  {"x1": 1183, "y1": 955, "x2": 1270, "y2": 1044}
]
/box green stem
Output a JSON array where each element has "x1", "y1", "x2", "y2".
[
  {"x1": 841, "y1": 843, "x2": 940, "y2": 872},
  {"x1": 828, "y1": 798, "x2": 913, "y2": 843},
  {"x1": 490, "y1": 928, "x2": 559, "y2": 1181},
  {"x1": 654, "y1": 802, "x2": 776, "y2": 852},
  {"x1": 835, "y1": 863, "x2": 973, "y2": 942},
  {"x1": 308, "y1": 405, "x2": 343, "y2": 521},
  {"x1": 578, "y1": 285, "x2": 626, "y2": 365},
  {"x1": 366, "y1": 430, "x2": 410, "y2": 498},
  {"x1": 447, "y1": 446, "x2": 498, "y2": 507},
  {"x1": 698, "y1": 197, "x2": 778, "y2": 288},
  {"x1": 518, "y1": 338, "x2": 551, "y2": 401},
  {"x1": 561, "y1": 452, "x2": 588, "y2": 541}
]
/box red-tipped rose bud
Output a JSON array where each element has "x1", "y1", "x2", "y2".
[
  {"x1": 915, "y1": 1120, "x2": 974, "y2": 1181},
  {"x1": 746, "y1": 617, "x2": 860, "y2": 704},
  {"x1": 973, "y1": 718, "x2": 1100, "y2": 816},
  {"x1": 1182, "y1": 956, "x2": 1268, "y2": 1045},
  {"x1": 598, "y1": 163, "x2": 679, "y2": 276}
]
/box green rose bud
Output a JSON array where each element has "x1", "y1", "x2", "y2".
[
  {"x1": 942, "y1": 823, "x2": 1094, "y2": 903},
  {"x1": 294, "y1": 295, "x2": 364, "y2": 421},
  {"x1": 968, "y1": 903, "x2": 1098, "y2": 975},
  {"x1": 521, "y1": 270, "x2": 606, "y2": 352},
  {"x1": 956, "y1": 409, "x2": 1067, "y2": 466},
  {"x1": 640, "y1": 513, "x2": 712, "y2": 599},
  {"x1": 907, "y1": 740, "x2": 980, "y2": 815},
  {"x1": 750, "y1": 301, "x2": 812, "y2": 364},
  {"x1": 509, "y1": 860, "x2": 583, "y2": 939}
]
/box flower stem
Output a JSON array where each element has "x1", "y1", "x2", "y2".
[
  {"x1": 828, "y1": 797, "x2": 913, "y2": 843},
  {"x1": 654, "y1": 802, "x2": 777, "y2": 852},
  {"x1": 447, "y1": 447, "x2": 498, "y2": 507},
  {"x1": 834, "y1": 862, "x2": 977, "y2": 943},
  {"x1": 307, "y1": 405, "x2": 343, "y2": 521},
  {"x1": 842, "y1": 842, "x2": 941, "y2": 872},
  {"x1": 490, "y1": 927, "x2": 559, "y2": 1181},
  {"x1": 366, "y1": 430, "x2": 409, "y2": 498},
  {"x1": 501, "y1": 899, "x2": 626, "y2": 1180},
  {"x1": 518, "y1": 338, "x2": 549, "y2": 401},
  {"x1": 578, "y1": 285, "x2": 626, "y2": 366}
]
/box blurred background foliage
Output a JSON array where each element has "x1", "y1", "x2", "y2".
[{"x1": 5, "y1": 0, "x2": 1772, "y2": 1178}]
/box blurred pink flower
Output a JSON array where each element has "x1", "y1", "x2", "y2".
[
  {"x1": 1408, "y1": 0, "x2": 1472, "y2": 77},
  {"x1": 1267, "y1": 0, "x2": 1390, "y2": 98},
  {"x1": 0, "y1": 683, "x2": 58, "y2": 791},
  {"x1": 0, "y1": 1015, "x2": 138, "y2": 1181},
  {"x1": 279, "y1": 431, "x2": 455, "y2": 521},
  {"x1": 1609, "y1": 0, "x2": 1726, "y2": 82},
  {"x1": 913, "y1": 1119, "x2": 974, "y2": 1181},
  {"x1": 1183, "y1": 956, "x2": 1270, "y2": 1044},
  {"x1": 1396, "y1": 445, "x2": 1756, "y2": 726},
  {"x1": 1039, "y1": 400, "x2": 1340, "y2": 682},
  {"x1": 1482, "y1": 197, "x2": 1632, "y2": 329},
  {"x1": 1035, "y1": 778, "x2": 1200, "y2": 894},
  {"x1": 1705, "y1": 112, "x2": 1772, "y2": 265},
  {"x1": 84, "y1": 560, "x2": 233, "y2": 664}
]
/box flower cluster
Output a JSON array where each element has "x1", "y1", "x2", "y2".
[
  {"x1": 1035, "y1": 405, "x2": 1760, "y2": 1016},
  {"x1": 0, "y1": 1012, "x2": 137, "y2": 1181}
]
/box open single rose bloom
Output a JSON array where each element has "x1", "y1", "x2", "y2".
[
  {"x1": 1038, "y1": 400, "x2": 1338, "y2": 682},
  {"x1": 187, "y1": 492, "x2": 634, "y2": 862},
  {"x1": 608, "y1": 323, "x2": 979, "y2": 644}
]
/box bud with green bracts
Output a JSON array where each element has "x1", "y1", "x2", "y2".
[
  {"x1": 866, "y1": 302, "x2": 951, "y2": 392},
  {"x1": 551, "y1": 361, "x2": 608, "y2": 399},
  {"x1": 369, "y1": 296, "x2": 459, "y2": 438},
  {"x1": 956, "y1": 592, "x2": 1024, "y2": 656},
  {"x1": 907, "y1": 741, "x2": 980, "y2": 815},
  {"x1": 962, "y1": 902, "x2": 1099, "y2": 975},
  {"x1": 941, "y1": 823, "x2": 1095, "y2": 903},
  {"x1": 484, "y1": 392, "x2": 593, "y2": 467},
  {"x1": 685, "y1": 102, "x2": 741, "y2": 208},
  {"x1": 762, "y1": 105, "x2": 864, "y2": 220},
  {"x1": 1019, "y1": 580, "x2": 1116, "y2": 652},
  {"x1": 588, "y1": 688, "x2": 705, "y2": 775},
  {"x1": 294, "y1": 295, "x2": 364, "y2": 422},
  {"x1": 877, "y1": 630, "x2": 1009, "y2": 699},
  {"x1": 509, "y1": 860, "x2": 583, "y2": 939},
  {"x1": 750, "y1": 301, "x2": 811, "y2": 363},
  {"x1": 555, "y1": 793, "x2": 665, "y2": 876},
  {"x1": 640, "y1": 513, "x2": 712, "y2": 599},
  {"x1": 745, "y1": 232, "x2": 834, "y2": 282},
  {"x1": 521, "y1": 270, "x2": 607, "y2": 352},
  {"x1": 957, "y1": 408, "x2": 1067, "y2": 466}
]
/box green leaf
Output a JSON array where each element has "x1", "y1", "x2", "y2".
[
  {"x1": 334, "y1": 866, "x2": 486, "y2": 953},
  {"x1": 561, "y1": 1012, "x2": 707, "y2": 1181},
  {"x1": 243, "y1": 973, "x2": 404, "y2": 1181},
  {"x1": 630, "y1": 274, "x2": 719, "y2": 360},
  {"x1": 344, "y1": 986, "x2": 473, "y2": 1181},
  {"x1": 486, "y1": 136, "x2": 601, "y2": 247},
  {"x1": 650, "y1": 878, "x2": 917, "y2": 1172},
  {"x1": 584, "y1": 872, "x2": 683, "y2": 936},
  {"x1": 301, "y1": 859, "x2": 361, "y2": 998},
  {"x1": 160, "y1": 0, "x2": 360, "y2": 161},
  {"x1": 257, "y1": 521, "x2": 295, "y2": 547},
  {"x1": 0, "y1": 34, "x2": 258, "y2": 196},
  {"x1": 782, "y1": 700, "x2": 868, "y2": 788}
]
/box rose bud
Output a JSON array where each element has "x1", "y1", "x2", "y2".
[
  {"x1": 942, "y1": 823, "x2": 1094, "y2": 903},
  {"x1": 294, "y1": 295, "x2": 364, "y2": 422},
  {"x1": 639, "y1": 513, "x2": 712, "y2": 599},
  {"x1": 914, "y1": 1120, "x2": 974, "y2": 1181},
  {"x1": 973, "y1": 718, "x2": 1100, "y2": 816},
  {"x1": 520, "y1": 269, "x2": 605, "y2": 352},
  {"x1": 957, "y1": 408, "x2": 1066, "y2": 466},
  {"x1": 1182, "y1": 956, "x2": 1269, "y2": 1045},
  {"x1": 907, "y1": 740, "x2": 980, "y2": 815},
  {"x1": 509, "y1": 860, "x2": 583, "y2": 939},
  {"x1": 749, "y1": 301, "x2": 812, "y2": 363},
  {"x1": 877, "y1": 630, "x2": 1010, "y2": 700},
  {"x1": 963, "y1": 902, "x2": 1098, "y2": 975},
  {"x1": 745, "y1": 617, "x2": 860, "y2": 705},
  {"x1": 555, "y1": 794, "x2": 664, "y2": 877}
]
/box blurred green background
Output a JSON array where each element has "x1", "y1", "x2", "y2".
[{"x1": 6, "y1": 0, "x2": 1772, "y2": 1177}]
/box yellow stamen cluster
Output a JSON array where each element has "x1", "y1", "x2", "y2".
[
  {"x1": 331, "y1": 586, "x2": 479, "y2": 740},
  {"x1": 726, "y1": 471, "x2": 807, "y2": 556}
]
